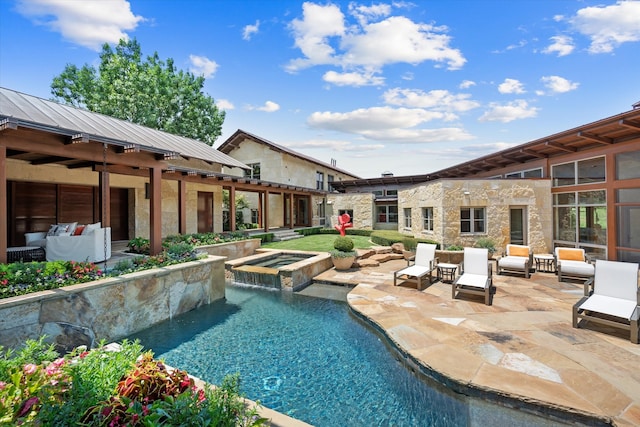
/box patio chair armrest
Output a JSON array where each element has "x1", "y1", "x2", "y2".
[
  {"x1": 430, "y1": 257, "x2": 439, "y2": 270},
  {"x1": 487, "y1": 262, "x2": 493, "y2": 276},
  {"x1": 583, "y1": 277, "x2": 594, "y2": 296}
]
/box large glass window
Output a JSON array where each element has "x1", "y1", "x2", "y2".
[
  {"x1": 404, "y1": 208, "x2": 412, "y2": 228},
  {"x1": 422, "y1": 207, "x2": 433, "y2": 231},
  {"x1": 244, "y1": 163, "x2": 261, "y2": 179},
  {"x1": 553, "y1": 190, "x2": 607, "y2": 256},
  {"x1": 460, "y1": 207, "x2": 485, "y2": 233},
  {"x1": 505, "y1": 168, "x2": 543, "y2": 178},
  {"x1": 616, "y1": 150, "x2": 640, "y2": 180},
  {"x1": 617, "y1": 188, "x2": 640, "y2": 262},
  {"x1": 376, "y1": 205, "x2": 398, "y2": 223},
  {"x1": 327, "y1": 175, "x2": 335, "y2": 192},
  {"x1": 552, "y1": 157, "x2": 605, "y2": 186}
]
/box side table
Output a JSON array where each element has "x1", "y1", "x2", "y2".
[
  {"x1": 533, "y1": 254, "x2": 555, "y2": 273},
  {"x1": 437, "y1": 263, "x2": 458, "y2": 283}
]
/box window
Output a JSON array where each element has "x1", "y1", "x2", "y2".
[
  {"x1": 244, "y1": 163, "x2": 261, "y2": 180},
  {"x1": 328, "y1": 175, "x2": 335, "y2": 191},
  {"x1": 386, "y1": 189, "x2": 398, "y2": 196},
  {"x1": 422, "y1": 207, "x2": 433, "y2": 231},
  {"x1": 250, "y1": 209, "x2": 259, "y2": 224},
  {"x1": 317, "y1": 201, "x2": 326, "y2": 225},
  {"x1": 460, "y1": 207, "x2": 485, "y2": 233},
  {"x1": 376, "y1": 205, "x2": 398, "y2": 223},
  {"x1": 554, "y1": 190, "x2": 607, "y2": 256},
  {"x1": 372, "y1": 190, "x2": 384, "y2": 197},
  {"x1": 316, "y1": 172, "x2": 324, "y2": 190},
  {"x1": 552, "y1": 157, "x2": 605, "y2": 187},
  {"x1": 617, "y1": 188, "x2": 640, "y2": 262},
  {"x1": 616, "y1": 150, "x2": 640, "y2": 180},
  {"x1": 404, "y1": 208, "x2": 412, "y2": 228},
  {"x1": 505, "y1": 168, "x2": 542, "y2": 178}
]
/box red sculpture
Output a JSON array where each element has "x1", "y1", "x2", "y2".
[{"x1": 334, "y1": 213, "x2": 353, "y2": 236}]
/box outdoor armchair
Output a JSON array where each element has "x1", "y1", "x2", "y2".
[
  {"x1": 393, "y1": 243, "x2": 438, "y2": 291},
  {"x1": 554, "y1": 247, "x2": 594, "y2": 283},
  {"x1": 573, "y1": 260, "x2": 639, "y2": 344},
  {"x1": 452, "y1": 247, "x2": 494, "y2": 305},
  {"x1": 497, "y1": 244, "x2": 533, "y2": 278}
]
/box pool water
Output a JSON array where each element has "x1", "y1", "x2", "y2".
[
  {"x1": 245, "y1": 253, "x2": 313, "y2": 269},
  {"x1": 128, "y1": 284, "x2": 467, "y2": 426}
]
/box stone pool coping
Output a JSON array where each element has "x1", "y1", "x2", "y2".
[{"x1": 340, "y1": 259, "x2": 640, "y2": 426}]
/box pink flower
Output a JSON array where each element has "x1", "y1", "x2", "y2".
[
  {"x1": 23, "y1": 364, "x2": 38, "y2": 375},
  {"x1": 0, "y1": 381, "x2": 6, "y2": 390}
]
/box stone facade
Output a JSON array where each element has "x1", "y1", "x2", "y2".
[
  {"x1": 0, "y1": 256, "x2": 226, "y2": 352},
  {"x1": 328, "y1": 179, "x2": 552, "y2": 254}
]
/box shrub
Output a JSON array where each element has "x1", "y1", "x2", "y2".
[
  {"x1": 127, "y1": 237, "x2": 150, "y2": 254},
  {"x1": 0, "y1": 339, "x2": 266, "y2": 426},
  {"x1": 333, "y1": 236, "x2": 355, "y2": 252},
  {"x1": 401, "y1": 237, "x2": 418, "y2": 252},
  {"x1": 445, "y1": 245, "x2": 464, "y2": 251},
  {"x1": 475, "y1": 237, "x2": 497, "y2": 254}
]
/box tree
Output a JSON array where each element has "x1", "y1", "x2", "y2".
[{"x1": 51, "y1": 39, "x2": 225, "y2": 145}]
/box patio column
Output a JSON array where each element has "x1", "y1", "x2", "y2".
[
  {"x1": 264, "y1": 191, "x2": 269, "y2": 232},
  {"x1": 0, "y1": 146, "x2": 6, "y2": 263},
  {"x1": 178, "y1": 180, "x2": 187, "y2": 234},
  {"x1": 149, "y1": 167, "x2": 162, "y2": 255},
  {"x1": 229, "y1": 186, "x2": 236, "y2": 232},
  {"x1": 288, "y1": 193, "x2": 294, "y2": 229},
  {"x1": 258, "y1": 192, "x2": 263, "y2": 228}
]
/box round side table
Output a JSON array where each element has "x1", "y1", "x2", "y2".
[
  {"x1": 533, "y1": 254, "x2": 555, "y2": 273},
  {"x1": 437, "y1": 263, "x2": 458, "y2": 283}
]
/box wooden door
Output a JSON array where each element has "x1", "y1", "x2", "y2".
[{"x1": 198, "y1": 192, "x2": 214, "y2": 233}]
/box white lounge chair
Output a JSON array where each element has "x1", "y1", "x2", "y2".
[
  {"x1": 393, "y1": 243, "x2": 437, "y2": 291},
  {"x1": 573, "y1": 260, "x2": 639, "y2": 344},
  {"x1": 497, "y1": 244, "x2": 532, "y2": 278},
  {"x1": 554, "y1": 247, "x2": 594, "y2": 283},
  {"x1": 452, "y1": 247, "x2": 494, "y2": 305}
]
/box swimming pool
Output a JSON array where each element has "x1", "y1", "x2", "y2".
[{"x1": 128, "y1": 285, "x2": 564, "y2": 426}]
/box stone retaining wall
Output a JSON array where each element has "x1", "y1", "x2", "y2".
[
  {"x1": 0, "y1": 256, "x2": 226, "y2": 352},
  {"x1": 198, "y1": 238, "x2": 261, "y2": 260}
]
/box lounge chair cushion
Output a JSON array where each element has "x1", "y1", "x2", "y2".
[
  {"x1": 508, "y1": 245, "x2": 529, "y2": 257},
  {"x1": 396, "y1": 265, "x2": 431, "y2": 278},
  {"x1": 499, "y1": 256, "x2": 528, "y2": 269},
  {"x1": 557, "y1": 248, "x2": 585, "y2": 261},
  {"x1": 455, "y1": 273, "x2": 488, "y2": 289},
  {"x1": 560, "y1": 260, "x2": 594, "y2": 276},
  {"x1": 578, "y1": 295, "x2": 637, "y2": 320}
]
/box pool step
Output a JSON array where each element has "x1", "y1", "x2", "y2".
[{"x1": 271, "y1": 229, "x2": 304, "y2": 241}]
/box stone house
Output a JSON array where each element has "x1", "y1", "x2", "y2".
[
  {"x1": 329, "y1": 105, "x2": 640, "y2": 261},
  {"x1": 217, "y1": 130, "x2": 360, "y2": 229}
]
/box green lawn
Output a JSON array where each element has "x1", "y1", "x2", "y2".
[{"x1": 261, "y1": 234, "x2": 374, "y2": 252}]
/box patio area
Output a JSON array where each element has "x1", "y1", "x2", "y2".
[{"x1": 309, "y1": 259, "x2": 640, "y2": 426}]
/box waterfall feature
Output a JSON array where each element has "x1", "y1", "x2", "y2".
[{"x1": 232, "y1": 265, "x2": 281, "y2": 289}]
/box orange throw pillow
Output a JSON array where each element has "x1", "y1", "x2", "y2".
[
  {"x1": 509, "y1": 245, "x2": 529, "y2": 257},
  {"x1": 557, "y1": 248, "x2": 584, "y2": 261},
  {"x1": 73, "y1": 225, "x2": 85, "y2": 236}
]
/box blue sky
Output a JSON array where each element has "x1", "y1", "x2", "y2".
[{"x1": 1, "y1": 0, "x2": 639, "y2": 178}]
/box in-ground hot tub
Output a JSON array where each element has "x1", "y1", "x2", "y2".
[{"x1": 224, "y1": 249, "x2": 333, "y2": 291}]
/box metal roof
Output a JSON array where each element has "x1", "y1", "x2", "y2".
[
  {"x1": 332, "y1": 107, "x2": 640, "y2": 191},
  {"x1": 0, "y1": 87, "x2": 249, "y2": 170},
  {"x1": 218, "y1": 129, "x2": 361, "y2": 179}
]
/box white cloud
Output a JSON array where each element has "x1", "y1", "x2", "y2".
[
  {"x1": 570, "y1": 0, "x2": 640, "y2": 53},
  {"x1": 255, "y1": 101, "x2": 280, "y2": 112},
  {"x1": 284, "y1": 139, "x2": 385, "y2": 152},
  {"x1": 15, "y1": 0, "x2": 144, "y2": 50},
  {"x1": 286, "y1": 2, "x2": 466, "y2": 77},
  {"x1": 216, "y1": 99, "x2": 234, "y2": 110},
  {"x1": 540, "y1": 75, "x2": 579, "y2": 94},
  {"x1": 189, "y1": 55, "x2": 218, "y2": 78},
  {"x1": 243, "y1": 20, "x2": 260, "y2": 41},
  {"x1": 322, "y1": 70, "x2": 385, "y2": 86},
  {"x1": 498, "y1": 78, "x2": 526, "y2": 94},
  {"x1": 383, "y1": 88, "x2": 480, "y2": 116},
  {"x1": 348, "y1": 3, "x2": 391, "y2": 26},
  {"x1": 479, "y1": 100, "x2": 539, "y2": 123},
  {"x1": 307, "y1": 106, "x2": 474, "y2": 143},
  {"x1": 459, "y1": 80, "x2": 476, "y2": 89},
  {"x1": 542, "y1": 35, "x2": 575, "y2": 56}
]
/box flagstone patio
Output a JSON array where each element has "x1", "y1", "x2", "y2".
[{"x1": 312, "y1": 259, "x2": 640, "y2": 426}]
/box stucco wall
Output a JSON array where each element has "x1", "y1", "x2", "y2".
[{"x1": 0, "y1": 256, "x2": 226, "y2": 352}]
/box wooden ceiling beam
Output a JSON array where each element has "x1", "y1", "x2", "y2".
[
  {"x1": 520, "y1": 148, "x2": 547, "y2": 158},
  {"x1": 619, "y1": 119, "x2": 640, "y2": 131},
  {"x1": 545, "y1": 140, "x2": 577, "y2": 152},
  {"x1": 30, "y1": 155, "x2": 74, "y2": 165},
  {"x1": 577, "y1": 131, "x2": 613, "y2": 145}
]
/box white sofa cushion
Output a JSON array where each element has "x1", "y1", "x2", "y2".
[
  {"x1": 46, "y1": 227, "x2": 111, "y2": 263},
  {"x1": 55, "y1": 222, "x2": 77, "y2": 236},
  {"x1": 560, "y1": 260, "x2": 594, "y2": 276},
  {"x1": 498, "y1": 256, "x2": 528, "y2": 269}
]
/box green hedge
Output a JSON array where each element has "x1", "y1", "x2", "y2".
[
  {"x1": 318, "y1": 228, "x2": 372, "y2": 236},
  {"x1": 296, "y1": 227, "x2": 324, "y2": 236},
  {"x1": 251, "y1": 233, "x2": 274, "y2": 243},
  {"x1": 370, "y1": 230, "x2": 440, "y2": 249}
]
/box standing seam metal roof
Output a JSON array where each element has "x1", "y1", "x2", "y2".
[{"x1": 0, "y1": 87, "x2": 249, "y2": 170}]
